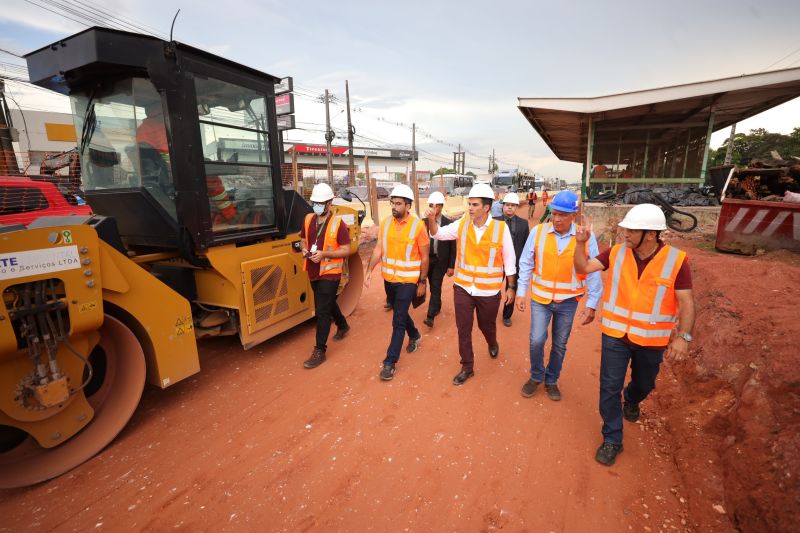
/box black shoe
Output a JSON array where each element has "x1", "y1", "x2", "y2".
[
  {"x1": 502, "y1": 318, "x2": 512, "y2": 327},
  {"x1": 489, "y1": 344, "x2": 499, "y2": 358},
  {"x1": 379, "y1": 363, "x2": 396, "y2": 381},
  {"x1": 452, "y1": 369, "x2": 474, "y2": 386},
  {"x1": 521, "y1": 379, "x2": 540, "y2": 398},
  {"x1": 544, "y1": 383, "x2": 561, "y2": 401},
  {"x1": 332, "y1": 324, "x2": 350, "y2": 341},
  {"x1": 423, "y1": 316, "x2": 434, "y2": 327},
  {"x1": 623, "y1": 401, "x2": 640, "y2": 422},
  {"x1": 595, "y1": 442, "x2": 624, "y2": 466},
  {"x1": 384, "y1": 302, "x2": 392, "y2": 311},
  {"x1": 303, "y1": 348, "x2": 326, "y2": 369},
  {"x1": 406, "y1": 333, "x2": 422, "y2": 353}
]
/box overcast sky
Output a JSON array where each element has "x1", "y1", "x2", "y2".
[{"x1": 2, "y1": 0, "x2": 800, "y2": 179}]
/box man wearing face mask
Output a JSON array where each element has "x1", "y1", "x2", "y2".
[{"x1": 299, "y1": 183, "x2": 352, "y2": 369}]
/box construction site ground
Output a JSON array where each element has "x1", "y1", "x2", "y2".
[{"x1": 1, "y1": 203, "x2": 798, "y2": 532}]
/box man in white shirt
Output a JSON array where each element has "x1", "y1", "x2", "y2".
[{"x1": 426, "y1": 183, "x2": 517, "y2": 385}]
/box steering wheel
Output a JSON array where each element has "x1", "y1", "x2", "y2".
[{"x1": 137, "y1": 143, "x2": 175, "y2": 198}]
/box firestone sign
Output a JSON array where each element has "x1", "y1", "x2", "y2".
[{"x1": 286, "y1": 144, "x2": 417, "y2": 160}]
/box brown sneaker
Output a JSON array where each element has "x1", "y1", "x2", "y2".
[
  {"x1": 545, "y1": 383, "x2": 561, "y2": 401},
  {"x1": 333, "y1": 324, "x2": 350, "y2": 341},
  {"x1": 303, "y1": 348, "x2": 326, "y2": 369},
  {"x1": 521, "y1": 379, "x2": 540, "y2": 398}
]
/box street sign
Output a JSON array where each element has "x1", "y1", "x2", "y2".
[
  {"x1": 275, "y1": 77, "x2": 293, "y2": 95},
  {"x1": 275, "y1": 93, "x2": 294, "y2": 115},
  {"x1": 277, "y1": 115, "x2": 296, "y2": 131}
]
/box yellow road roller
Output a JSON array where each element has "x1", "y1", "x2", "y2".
[{"x1": 0, "y1": 27, "x2": 364, "y2": 488}]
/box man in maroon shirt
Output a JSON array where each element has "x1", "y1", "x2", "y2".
[
  {"x1": 575, "y1": 204, "x2": 695, "y2": 466},
  {"x1": 299, "y1": 183, "x2": 352, "y2": 369}
]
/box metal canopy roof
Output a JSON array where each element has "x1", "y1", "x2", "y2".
[{"x1": 518, "y1": 67, "x2": 800, "y2": 163}]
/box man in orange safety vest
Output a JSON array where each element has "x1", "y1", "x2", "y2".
[{"x1": 574, "y1": 203, "x2": 695, "y2": 467}]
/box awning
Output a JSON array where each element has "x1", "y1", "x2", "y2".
[{"x1": 518, "y1": 67, "x2": 800, "y2": 163}]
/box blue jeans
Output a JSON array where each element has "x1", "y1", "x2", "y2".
[
  {"x1": 599, "y1": 334, "x2": 664, "y2": 445},
  {"x1": 529, "y1": 297, "x2": 579, "y2": 384},
  {"x1": 383, "y1": 281, "x2": 420, "y2": 364}
]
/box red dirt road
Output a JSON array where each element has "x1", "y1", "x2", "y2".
[{"x1": 1, "y1": 207, "x2": 700, "y2": 532}]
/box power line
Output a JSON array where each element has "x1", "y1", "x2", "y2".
[
  {"x1": 21, "y1": 0, "x2": 91, "y2": 28},
  {"x1": 762, "y1": 43, "x2": 800, "y2": 72}
]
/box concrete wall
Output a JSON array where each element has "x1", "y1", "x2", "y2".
[{"x1": 583, "y1": 203, "x2": 720, "y2": 246}]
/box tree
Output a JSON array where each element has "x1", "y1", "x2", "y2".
[
  {"x1": 466, "y1": 171, "x2": 476, "y2": 177},
  {"x1": 709, "y1": 127, "x2": 800, "y2": 166},
  {"x1": 433, "y1": 167, "x2": 455, "y2": 175}
]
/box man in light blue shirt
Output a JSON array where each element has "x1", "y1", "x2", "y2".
[
  {"x1": 514, "y1": 191, "x2": 602, "y2": 401},
  {"x1": 490, "y1": 190, "x2": 503, "y2": 218}
]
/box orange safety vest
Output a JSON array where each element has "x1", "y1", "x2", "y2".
[
  {"x1": 206, "y1": 176, "x2": 236, "y2": 221},
  {"x1": 529, "y1": 223, "x2": 587, "y2": 304},
  {"x1": 136, "y1": 116, "x2": 169, "y2": 154},
  {"x1": 380, "y1": 215, "x2": 424, "y2": 283},
  {"x1": 601, "y1": 244, "x2": 686, "y2": 347},
  {"x1": 454, "y1": 216, "x2": 506, "y2": 292},
  {"x1": 303, "y1": 213, "x2": 345, "y2": 276}
]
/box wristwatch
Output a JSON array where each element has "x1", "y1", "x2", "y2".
[
  {"x1": 418, "y1": 279, "x2": 427, "y2": 285},
  {"x1": 676, "y1": 332, "x2": 693, "y2": 342}
]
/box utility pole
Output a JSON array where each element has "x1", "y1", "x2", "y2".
[
  {"x1": 0, "y1": 80, "x2": 21, "y2": 176},
  {"x1": 410, "y1": 122, "x2": 419, "y2": 216},
  {"x1": 324, "y1": 89, "x2": 335, "y2": 186},
  {"x1": 453, "y1": 143, "x2": 465, "y2": 175},
  {"x1": 724, "y1": 123, "x2": 737, "y2": 165},
  {"x1": 345, "y1": 80, "x2": 356, "y2": 187}
]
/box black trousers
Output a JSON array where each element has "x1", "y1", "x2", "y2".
[
  {"x1": 311, "y1": 279, "x2": 347, "y2": 350},
  {"x1": 426, "y1": 254, "x2": 448, "y2": 319}
]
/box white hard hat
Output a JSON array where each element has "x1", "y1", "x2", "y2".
[
  {"x1": 427, "y1": 191, "x2": 445, "y2": 205},
  {"x1": 389, "y1": 184, "x2": 415, "y2": 201},
  {"x1": 467, "y1": 183, "x2": 494, "y2": 199},
  {"x1": 502, "y1": 192, "x2": 520, "y2": 205},
  {"x1": 529, "y1": 188, "x2": 533, "y2": 193},
  {"x1": 618, "y1": 203, "x2": 667, "y2": 231},
  {"x1": 310, "y1": 183, "x2": 334, "y2": 203}
]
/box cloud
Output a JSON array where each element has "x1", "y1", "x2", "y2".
[{"x1": 0, "y1": 2, "x2": 85, "y2": 34}]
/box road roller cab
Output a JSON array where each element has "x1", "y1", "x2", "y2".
[{"x1": 0, "y1": 27, "x2": 363, "y2": 488}]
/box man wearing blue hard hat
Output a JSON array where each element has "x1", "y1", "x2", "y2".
[{"x1": 515, "y1": 190, "x2": 602, "y2": 401}]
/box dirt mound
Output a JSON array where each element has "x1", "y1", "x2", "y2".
[{"x1": 654, "y1": 238, "x2": 800, "y2": 532}]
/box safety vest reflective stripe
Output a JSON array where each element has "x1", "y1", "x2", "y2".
[
  {"x1": 302, "y1": 213, "x2": 345, "y2": 275},
  {"x1": 381, "y1": 215, "x2": 423, "y2": 283},
  {"x1": 601, "y1": 244, "x2": 685, "y2": 346},
  {"x1": 601, "y1": 318, "x2": 674, "y2": 339},
  {"x1": 454, "y1": 217, "x2": 505, "y2": 292},
  {"x1": 529, "y1": 223, "x2": 586, "y2": 304}
]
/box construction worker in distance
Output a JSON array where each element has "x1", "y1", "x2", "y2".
[
  {"x1": 299, "y1": 183, "x2": 352, "y2": 369},
  {"x1": 541, "y1": 189, "x2": 549, "y2": 206},
  {"x1": 423, "y1": 191, "x2": 456, "y2": 328},
  {"x1": 426, "y1": 183, "x2": 517, "y2": 386},
  {"x1": 574, "y1": 203, "x2": 695, "y2": 466},
  {"x1": 515, "y1": 190, "x2": 602, "y2": 402},
  {"x1": 494, "y1": 192, "x2": 529, "y2": 327},
  {"x1": 364, "y1": 184, "x2": 430, "y2": 381},
  {"x1": 526, "y1": 188, "x2": 537, "y2": 219}
]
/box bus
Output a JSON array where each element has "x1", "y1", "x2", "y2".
[{"x1": 430, "y1": 173, "x2": 474, "y2": 195}]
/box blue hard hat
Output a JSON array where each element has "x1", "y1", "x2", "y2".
[{"x1": 550, "y1": 190, "x2": 579, "y2": 213}]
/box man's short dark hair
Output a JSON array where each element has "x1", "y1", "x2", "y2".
[{"x1": 480, "y1": 198, "x2": 492, "y2": 208}]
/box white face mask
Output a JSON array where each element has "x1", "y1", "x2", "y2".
[{"x1": 313, "y1": 203, "x2": 326, "y2": 215}]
